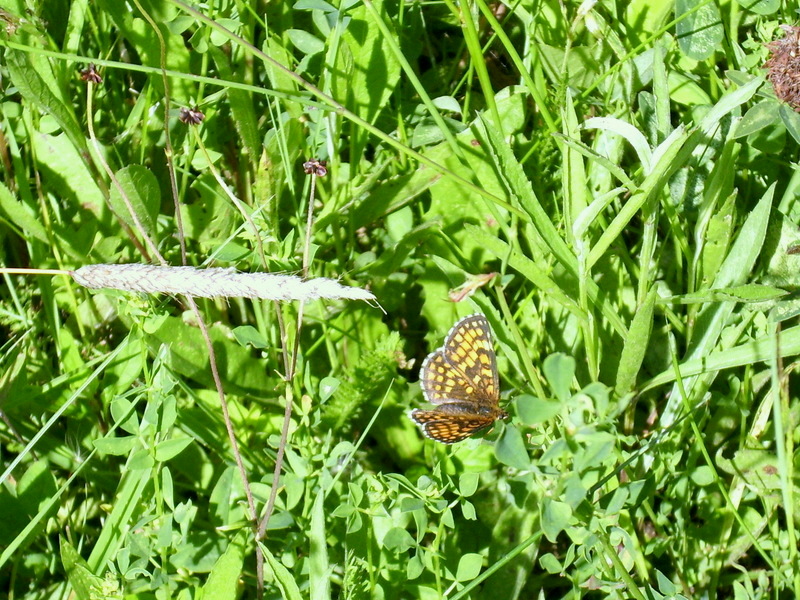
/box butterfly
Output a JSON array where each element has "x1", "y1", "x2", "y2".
[{"x1": 409, "y1": 313, "x2": 508, "y2": 444}]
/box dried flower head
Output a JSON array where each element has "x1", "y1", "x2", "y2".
[
  {"x1": 303, "y1": 159, "x2": 328, "y2": 177},
  {"x1": 80, "y1": 64, "x2": 103, "y2": 84},
  {"x1": 179, "y1": 106, "x2": 205, "y2": 125},
  {"x1": 765, "y1": 25, "x2": 800, "y2": 112}
]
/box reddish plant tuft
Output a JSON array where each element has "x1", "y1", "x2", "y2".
[{"x1": 765, "y1": 25, "x2": 800, "y2": 112}]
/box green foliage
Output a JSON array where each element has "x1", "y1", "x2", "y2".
[
  {"x1": 323, "y1": 330, "x2": 402, "y2": 435},
  {"x1": 1, "y1": 1, "x2": 800, "y2": 599}
]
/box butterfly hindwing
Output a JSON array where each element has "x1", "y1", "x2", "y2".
[{"x1": 409, "y1": 409, "x2": 495, "y2": 444}]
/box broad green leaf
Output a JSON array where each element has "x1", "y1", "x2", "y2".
[
  {"x1": 407, "y1": 555, "x2": 424, "y2": 580},
  {"x1": 103, "y1": 333, "x2": 145, "y2": 400},
  {"x1": 144, "y1": 315, "x2": 274, "y2": 397},
  {"x1": 333, "y1": 0, "x2": 401, "y2": 127},
  {"x1": 736, "y1": 0, "x2": 779, "y2": 14},
  {"x1": 689, "y1": 466, "x2": 715, "y2": 486},
  {"x1": 455, "y1": 553, "x2": 483, "y2": 581},
  {"x1": 262, "y1": 544, "x2": 303, "y2": 600},
  {"x1": 5, "y1": 49, "x2": 86, "y2": 154},
  {"x1": 109, "y1": 165, "x2": 160, "y2": 238},
  {"x1": 541, "y1": 498, "x2": 572, "y2": 543},
  {"x1": 61, "y1": 538, "x2": 120, "y2": 600},
  {"x1": 515, "y1": 395, "x2": 561, "y2": 425},
  {"x1": 615, "y1": 287, "x2": 656, "y2": 396},
  {"x1": 287, "y1": 29, "x2": 325, "y2": 55},
  {"x1": 675, "y1": 285, "x2": 787, "y2": 304},
  {"x1": 779, "y1": 104, "x2": 800, "y2": 146},
  {"x1": 154, "y1": 437, "x2": 193, "y2": 462},
  {"x1": 319, "y1": 376, "x2": 340, "y2": 402},
  {"x1": 233, "y1": 325, "x2": 269, "y2": 349},
  {"x1": 543, "y1": 353, "x2": 575, "y2": 403},
  {"x1": 461, "y1": 500, "x2": 477, "y2": 520},
  {"x1": 494, "y1": 425, "x2": 529, "y2": 470},
  {"x1": 698, "y1": 192, "x2": 737, "y2": 289},
  {"x1": 573, "y1": 434, "x2": 615, "y2": 472},
  {"x1": 97, "y1": 0, "x2": 194, "y2": 101},
  {"x1": 31, "y1": 132, "x2": 106, "y2": 219},
  {"x1": 382, "y1": 527, "x2": 416, "y2": 552},
  {"x1": 295, "y1": 0, "x2": 337, "y2": 9},
  {"x1": 128, "y1": 449, "x2": 155, "y2": 471},
  {"x1": 209, "y1": 18, "x2": 241, "y2": 46},
  {"x1": 676, "y1": 0, "x2": 724, "y2": 60},
  {"x1": 540, "y1": 553, "x2": 562, "y2": 574},
  {"x1": 668, "y1": 72, "x2": 712, "y2": 105},
  {"x1": 18, "y1": 460, "x2": 57, "y2": 517},
  {"x1": 458, "y1": 472, "x2": 479, "y2": 497},
  {"x1": 655, "y1": 568, "x2": 678, "y2": 595},
  {"x1": 208, "y1": 45, "x2": 261, "y2": 163},
  {"x1": 199, "y1": 530, "x2": 246, "y2": 600},
  {"x1": 110, "y1": 397, "x2": 139, "y2": 434},
  {"x1": 309, "y1": 489, "x2": 331, "y2": 600},
  {"x1": 162, "y1": 468, "x2": 174, "y2": 510},
  {"x1": 733, "y1": 101, "x2": 779, "y2": 138},
  {"x1": 0, "y1": 183, "x2": 49, "y2": 243},
  {"x1": 93, "y1": 437, "x2": 137, "y2": 456}
]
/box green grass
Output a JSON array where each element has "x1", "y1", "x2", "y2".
[{"x1": 1, "y1": 0, "x2": 799, "y2": 598}]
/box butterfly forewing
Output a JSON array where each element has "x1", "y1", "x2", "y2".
[
  {"x1": 419, "y1": 314, "x2": 499, "y2": 405},
  {"x1": 420, "y1": 351, "x2": 480, "y2": 404},
  {"x1": 441, "y1": 314, "x2": 500, "y2": 403}
]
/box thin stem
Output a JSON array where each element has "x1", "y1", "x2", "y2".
[{"x1": 258, "y1": 168, "x2": 319, "y2": 546}]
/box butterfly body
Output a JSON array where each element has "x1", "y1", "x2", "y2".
[{"x1": 409, "y1": 314, "x2": 508, "y2": 444}]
